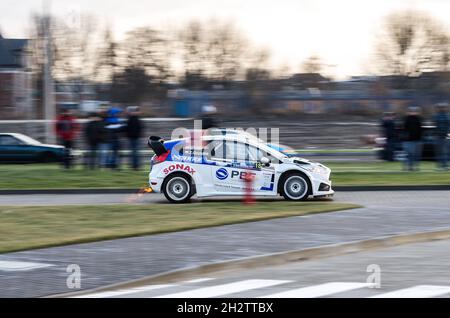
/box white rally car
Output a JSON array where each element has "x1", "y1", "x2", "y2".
[{"x1": 148, "y1": 131, "x2": 334, "y2": 203}]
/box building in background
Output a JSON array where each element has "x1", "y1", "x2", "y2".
[{"x1": 0, "y1": 33, "x2": 32, "y2": 119}]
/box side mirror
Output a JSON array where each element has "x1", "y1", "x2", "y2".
[{"x1": 260, "y1": 156, "x2": 271, "y2": 167}]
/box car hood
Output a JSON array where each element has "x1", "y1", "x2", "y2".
[
  {"x1": 37, "y1": 144, "x2": 65, "y2": 150},
  {"x1": 282, "y1": 156, "x2": 313, "y2": 164}
]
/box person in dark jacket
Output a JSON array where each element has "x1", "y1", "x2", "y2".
[
  {"x1": 381, "y1": 112, "x2": 397, "y2": 161},
  {"x1": 98, "y1": 107, "x2": 112, "y2": 168},
  {"x1": 403, "y1": 106, "x2": 423, "y2": 171},
  {"x1": 125, "y1": 106, "x2": 143, "y2": 170},
  {"x1": 433, "y1": 103, "x2": 449, "y2": 170},
  {"x1": 199, "y1": 105, "x2": 219, "y2": 130},
  {"x1": 84, "y1": 112, "x2": 107, "y2": 169}
]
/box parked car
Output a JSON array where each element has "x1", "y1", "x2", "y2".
[
  {"x1": 147, "y1": 132, "x2": 333, "y2": 203},
  {"x1": 0, "y1": 133, "x2": 65, "y2": 163}
]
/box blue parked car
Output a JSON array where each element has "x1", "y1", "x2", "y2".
[{"x1": 0, "y1": 133, "x2": 65, "y2": 163}]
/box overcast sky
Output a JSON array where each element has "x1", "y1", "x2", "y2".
[{"x1": 1, "y1": 0, "x2": 449, "y2": 78}]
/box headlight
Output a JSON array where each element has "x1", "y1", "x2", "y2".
[{"x1": 302, "y1": 164, "x2": 328, "y2": 175}]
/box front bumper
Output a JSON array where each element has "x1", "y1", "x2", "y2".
[
  {"x1": 313, "y1": 191, "x2": 335, "y2": 198},
  {"x1": 310, "y1": 176, "x2": 334, "y2": 197}
]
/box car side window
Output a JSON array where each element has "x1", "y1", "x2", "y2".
[
  {"x1": 207, "y1": 140, "x2": 228, "y2": 162},
  {"x1": 0, "y1": 136, "x2": 22, "y2": 146},
  {"x1": 207, "y1": 140, "x2": 262, "y2": 162}
]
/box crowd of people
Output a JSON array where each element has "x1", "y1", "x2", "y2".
[
  {"x1": 381, "y1": 103, "x2": 450, "y2": 171},
  {"x1": 55, "y1": 106, "x2": 143, "y2": 170}
]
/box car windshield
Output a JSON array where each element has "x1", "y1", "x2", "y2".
[
  {"x1": 266, "y1": 143, "x2": 297, "y2": 157},
  {"x1": 14, "y1": 134, "x2": 42, "y2": 145},
  {"x1": 255, "y1": 141, "x2": 288, "y2": 161}
]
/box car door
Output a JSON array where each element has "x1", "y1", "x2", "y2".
[
  {"x1": 247, "y1": 145, "x2": 278, "y2": 196},
  {"x1": 0, "y1": 135, "x2": 27, "y2": 162},
  {"x1": 208, "y1": 140, "x2": 274, "y2": 195}
]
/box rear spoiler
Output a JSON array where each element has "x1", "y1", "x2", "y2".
[{"x1": 147, "y1": 136, "x2": 168, "y2": 156}]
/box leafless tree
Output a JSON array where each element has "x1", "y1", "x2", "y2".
[
  {"x1": 301, "y1": 55, "x2": 323, "y2": 74},
  {"x1": 179, "y1": 20, "x2": 247, "y2": 86},
  {"x1": 206, "y1": 21, "x2": 246, "y2": 82},
  {"x1": 375, "y1": 11, "x2": 450, "y2": 76},
  {"x1": 93, "y1": 25, "x2": 117, "y2": 83},
  {"x1": 245, "y1": 48, "x2": 272, "y2": 81},
  {"x1": 121, "y1": 27, "x2": 172, "y2": 84}
]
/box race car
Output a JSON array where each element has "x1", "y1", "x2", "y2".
[{"x1": 147, "y1": 131, "x2": 334, "y2": 203}]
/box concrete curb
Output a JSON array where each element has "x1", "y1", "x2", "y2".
[
  {"x1": 2, "y1": 185, "x2": 450, "y2": 195},
  {"x1": 55, "y1": 228, "x2": 450, "y2": 298}
]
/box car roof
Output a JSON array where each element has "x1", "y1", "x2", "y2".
[
  {"x1": 203, "y1": 134, "x2": 260, "y2": 143},
  {"x1": 0, "y1": 133, "x2": 26, "y2": 137},
  {"x1": 202, "y1": 135, "x2": 284, "y2": 156}
]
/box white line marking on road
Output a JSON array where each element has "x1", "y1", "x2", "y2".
[
  {"x1": 371, "y1": 285, "x2": 450, "y2": 298},
  {"x1": 260, "y1": 282, "x2": 373, "y2": 298},
  {"x1": 73, "y1": 284, "x2": 175, "y2": 298},
  {"x1": 154, "y1": 279, "x2": 291, "y2": 298},
  {"x1": 73, "y1": 278, "x2": 215, "y2": 298},
  {"x1": 0, "y1": 260, "x2": 53, "y2": 271}
]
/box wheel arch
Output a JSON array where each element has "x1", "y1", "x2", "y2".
[{"x1": 162, "y1": 171, "x2": 197, "y2": 194}]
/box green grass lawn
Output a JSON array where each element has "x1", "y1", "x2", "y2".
[
  {"x1": 0, "y1": 164, "x2": 149, "y2": 189},
  {"x1": 0, "y1": 201, "x2": 358, "y2": 253},
  {"x1": 326, "y1": 161, "x2": 450, "y2": 186},
  {"x1": 0, "y1": 162, "x2": 449, "y2": 189}
]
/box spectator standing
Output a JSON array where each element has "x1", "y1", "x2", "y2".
[
  {"x1": 403, "y1": 106, "x2": 423, "y2": 171},
  {"x1": 381, "y1": 112, "x2": 397, "y2": 161},
  {"x1": 105, "y1": 107, "x2": 124, "y2": 170},
  {"x1": 199, "y1": 105, "x2": 219, "y2": 130},
  {"x1": 433, "y1": 103, "x2": 449, "y2": 171},
  {"x1": 55, "y1": 108, "x2": 79, "y2": 169},
  {"x1": 125, "y1": 106, "x2": 143, "y2": 170},
  {"x1": 84, "y1": 112, "x2": 107, "y2": 169},
  {"x1": 98, "y1": 108, "x2": 111, "y2": 168}
]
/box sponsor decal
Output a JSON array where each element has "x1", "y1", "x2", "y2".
[
  {"x1": 163, "y1": 164, "x2": 196, "y2": 175},
  {"x1": 231, "y1": 170, "x2": 256, "y2": 180},
  {"x1": 172, "y1": 154, "x2": 203, "y2": 164},
  {"x1": 216, "y1": 168, "x2": 229, "y2": 180},
  {"x1": 216, "y1": 169, "x2": 257, "y2": 181}
]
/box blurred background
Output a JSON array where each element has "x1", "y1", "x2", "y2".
[
  {"x1": 0, "y1": 0, "x2": 449, "y2": 164},
  {"x1": 1, "y1": 1, "x2": 450, "y2": 299}
]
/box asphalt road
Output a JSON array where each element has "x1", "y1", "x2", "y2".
[
  {"x1": 0, "y1": 189, "x2": 449, "y2": 207},
  {"x1": 1, "y1": 190, "x2": 450, "y2": 297},
  {"x1": 77, "y1": 239, "x2": 450, "y2": 298}
]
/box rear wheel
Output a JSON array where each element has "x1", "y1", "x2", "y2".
[
  {"x1": 162, "y1": 173, "x2": 192, "y2": 203},
  {"x1": 280, "y1": 172, "x2": 311, "y2": 201}
]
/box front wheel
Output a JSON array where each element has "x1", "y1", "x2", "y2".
[
  {"x1": 162, "y1": 173, "x2": 193, "y2": 203},
  {"x1": 280, "y1": 173, "x2": 311, "y2": 201}
]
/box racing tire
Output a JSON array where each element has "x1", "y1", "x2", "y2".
[
  {"x1": 162, "y1": 173, "x2": 193, "y2": 204},
  {"x1": 280, "y1": 172, "x2": 311, "y2": 201}
]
